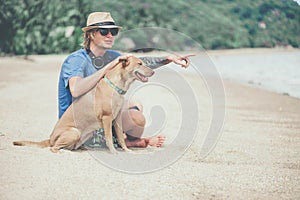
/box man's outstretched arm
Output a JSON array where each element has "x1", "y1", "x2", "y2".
[{"x1": 139, "y1": 54, "x2": 193, "y2": 69}]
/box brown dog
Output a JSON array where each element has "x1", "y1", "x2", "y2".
[{"x1": 13, "y1": 56, "x2": 154, "y2": 154}]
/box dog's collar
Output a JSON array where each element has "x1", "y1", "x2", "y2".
[{"x1": 103, "y1": 76, "x2": 127, "y2": 95}]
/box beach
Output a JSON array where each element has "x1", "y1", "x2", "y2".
[{"x1": 0, "y1": 49, "x2": 299, "y2": 199}]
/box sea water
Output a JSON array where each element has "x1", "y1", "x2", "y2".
[
  {"x1": 167, "y1": 50, "x2": 300, "y2": 99},
  {"x1": 210, "y1": 50, "x2": 300, "y2": 99}
]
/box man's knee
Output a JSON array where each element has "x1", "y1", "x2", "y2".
[
  {"x1": 121, "y1": 105, "x2": 146, "y2": 133},
  {"x1": 128, "y1": 110, "x2": 146, "y2": 128}
]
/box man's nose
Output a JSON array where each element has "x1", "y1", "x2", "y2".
[{"x1": 106, "y1": 31, "x2": 113, "y2": 38}]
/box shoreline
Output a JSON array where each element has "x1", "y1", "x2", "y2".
[{"x1": 1, "y1": 48, "x2": 299, "y2": 101}]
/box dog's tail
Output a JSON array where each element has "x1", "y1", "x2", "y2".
[{"x1": 13, "y1": 139, "x2": 50, "y2": 148}]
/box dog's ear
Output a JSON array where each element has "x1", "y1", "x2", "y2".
[{"x1": 119, "y1": 58, "x2": 130, "y2": 68}]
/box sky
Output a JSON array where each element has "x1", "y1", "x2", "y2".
[{"x1": 294, "y1": 0, "x2": 300, "y2": 5}]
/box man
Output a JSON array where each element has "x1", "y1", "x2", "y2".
[{"x1": 58, "y1": 12, "x2": 191, "y2": 149}]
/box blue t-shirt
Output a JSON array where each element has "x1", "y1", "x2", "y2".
[{"x1": 58, "y1": 49, "x2": 120, "y2": 118}]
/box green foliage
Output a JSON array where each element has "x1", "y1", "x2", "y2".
[{"x1": 0, "y1": 0, "x2": 299, "y2": 55}]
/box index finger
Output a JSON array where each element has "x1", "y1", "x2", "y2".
[{"x1": 183, "y1": 54, "x2": 196, "y2": 58}]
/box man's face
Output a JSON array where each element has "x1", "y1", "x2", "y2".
[{"x1": 91, "y1": 28, "x2": 116, "y2": 49}]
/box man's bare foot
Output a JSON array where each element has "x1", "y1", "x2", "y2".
[
  {"x1": 125, "y1": 138, "x2": 149, "y2": 148},
  {"x1": 148, "y1": 135, "x2": 165, "y2": 147},
  {"x1": 124, "y1": 135, "x2": 165, "y2": 148}
]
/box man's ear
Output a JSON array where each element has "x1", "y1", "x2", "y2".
[{"x1": 119, "y1": 58, "x2": 130, "y2": 68}]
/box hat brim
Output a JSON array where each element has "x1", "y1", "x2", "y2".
[{"x1": 82, "y1": 25, "x2": 122, "y2": 32}]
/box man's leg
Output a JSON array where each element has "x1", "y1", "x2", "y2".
[{"x1": 121, "y1": 101, "x2": 165, "y2": 148}]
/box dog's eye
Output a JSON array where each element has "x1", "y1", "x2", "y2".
[{"x1": 138, "y1": 62, "x2": 142, "y2": 65}]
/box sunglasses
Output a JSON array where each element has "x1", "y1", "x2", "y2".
[{"x1": 97, "y1": 28, "x2": 119, "y2": 36}]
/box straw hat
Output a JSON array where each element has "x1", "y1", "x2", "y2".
[{"x1": 82, "y1": 12, "x2": 122, "y2": 32}]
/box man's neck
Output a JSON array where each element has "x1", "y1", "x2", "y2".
[{"x1": 89, "y1": 45, "x2": 106, "y2": 57}]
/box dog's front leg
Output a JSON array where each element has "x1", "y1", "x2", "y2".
[
  {"x1": 114, "y1": 116, "x2": 131, "y2": 152},
  {"x1": 102, "y1": 115, "x2": 118, "y2": 154}
]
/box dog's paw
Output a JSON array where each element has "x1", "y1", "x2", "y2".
[
  {"x1": 109, "y1": 148, "x2": 119, "y2": 154},
  {"x1": 123, "y1": 147, "x2": 132, "y2": 152},
  {"x1": 50, "y1": 147, "x2": 59, "y2": 153}
]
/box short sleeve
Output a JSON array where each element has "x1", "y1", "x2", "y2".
[{"x1": 61, "y1": 54, "x2": 87, "y2": 88}]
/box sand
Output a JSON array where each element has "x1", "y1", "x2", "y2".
[{"x1": 0, "y1": 49, "x2": 299, "y2": 199}]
